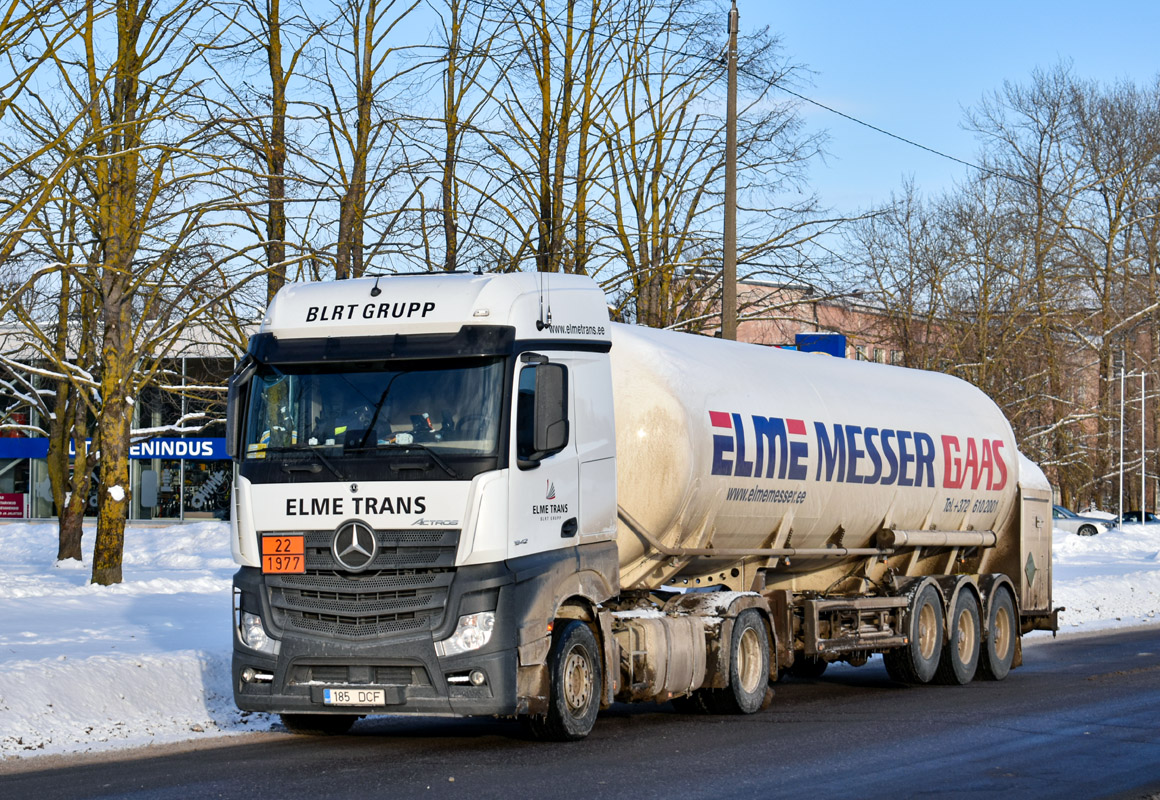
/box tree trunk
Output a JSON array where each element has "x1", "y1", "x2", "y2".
[
  {"x1": 93, "y1": 263, "x2": 133, "y2": 585},
  {"x1": 58, "y1": 432, "x2": 91, "y2": 563},
  {"x1": 92, "y1": 357, "x2": 131, "y2": 585},
  {"x1": 266, "y1": 0, "x2": 288, "y2": 303},
  {"x1": 47, "y1": 375, "x2": 81, "y2": 560},
  {"x1": 441, "y1": 0, "x2": 460, "y2": 273}
]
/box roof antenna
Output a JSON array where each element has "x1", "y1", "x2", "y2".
[
  {"x1": 536, "y1": 268, "x2": 552, "y2": 331},
  {"x1": 370, "y1": 275, "x2": 382, "y2": 297}
]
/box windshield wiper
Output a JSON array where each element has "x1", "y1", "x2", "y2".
[
  {"x1": 348, "y1": 442, "x2": 460, "y2": 479},
  {"x1": 262, "y1": 445, "x2": 346, "y2": 481}
]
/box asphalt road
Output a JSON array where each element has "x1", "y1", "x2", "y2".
[{"x1": 3, "y1": 626, "x2": 1159, "y2": 800}]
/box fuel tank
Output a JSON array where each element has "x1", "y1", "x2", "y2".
[{"x1": 609, "y1": 323, "x2": 1023, "y2": 588}]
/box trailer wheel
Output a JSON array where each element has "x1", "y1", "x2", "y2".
[
  {"x1": 706, "y1": 609, "x2": 770, "y2": 714},
  {"x1": 279, "y1": 713, "x2": 357, "y2": 735},
  {"x1": 933, "y1": 590, "x2": 981, "y2": 685},
  {"x1": 787, "y1": 655, "x2": 828, "y2": 680},
  {"x1": 528, "y1": 620, "x2": 602, "y2": 741},
  {"x1": 978, "y1": 587, "x2": 1017, "y2": 681},
  {"x1": 883, "y1": 584, "x2": 944, "y2": 684}
]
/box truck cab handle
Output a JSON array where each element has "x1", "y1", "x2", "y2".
[{"x1": 561, "y1": 517, "x2": 578, "y2": 538}]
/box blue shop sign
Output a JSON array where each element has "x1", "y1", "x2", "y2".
[
  {"x1": 129, "y1": 438, "x2": 228, "y2": 459},
  {"x1": 0, "y1": 437, "x2": 228, "y2": 461}
]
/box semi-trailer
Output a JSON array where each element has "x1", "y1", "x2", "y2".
[{"x1": 227, "y1": 271, "x2": 1057, "y2": 740}]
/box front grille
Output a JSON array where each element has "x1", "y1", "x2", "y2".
[{"x1": 265, "y1": 528, "x2": 460, "y2": 639}]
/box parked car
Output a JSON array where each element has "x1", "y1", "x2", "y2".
[
  {"x1": 1118, "y1": 510, "x2": 1159, "y2": 525},
  {"x1": 1052, "y1": 505, "x2": 1111, "y2": 536}
]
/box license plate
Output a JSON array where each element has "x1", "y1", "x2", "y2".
[
  {"x1": 262, "y1": 535, "x2": 305, "y2": 574},
  {"x1": 323, "y1": 688, "x2": 385, "y2": 706}
]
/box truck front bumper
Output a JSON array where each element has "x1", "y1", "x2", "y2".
[{"x1": 232, "y1": 564, "x2": 519, "y2": 718}]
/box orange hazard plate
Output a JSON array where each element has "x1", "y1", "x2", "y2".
[{"x1": 261, "y1": 535, "x2": 305, "y2": 574}]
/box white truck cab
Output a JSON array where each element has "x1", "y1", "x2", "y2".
[{"x1": 228, "y1": 272, "x2": 620, "y2": 734}]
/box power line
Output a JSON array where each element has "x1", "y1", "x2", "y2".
[
  {"x1": 766, "y1": 83, "x2": 1008, "y2": 184},
  {"x1": 400, "y1": 5, "x2": 1032, "y2": 196},
  {"x1": 491, "y1": 5, "x2": 1033, "y2": 199}
]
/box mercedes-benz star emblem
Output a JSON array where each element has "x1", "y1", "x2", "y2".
[{"x1": 332, "y1": 521, "x2": 377, "y2": 572}]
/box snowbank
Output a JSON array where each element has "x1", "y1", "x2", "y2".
[
  {"x1": 1050, "y1": 523, "x2": 1160, "y2": 630},
  {"x1": 1, "y1": 519, "x2": 1158, "y2": 760},
  {"x1": 0, "y1": 521, "x2": 274, "y2": 759}
]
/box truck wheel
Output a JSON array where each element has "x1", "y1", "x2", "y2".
[
  {"x1": 978, "y1": 587, "x2": 1017, "y2": 681},
  {"x1": 707, "y1": 609, "x2": 770, "y2": 714},
  {"x1": 933, "y1": 590, "x2": 981, "y2": 685},
  {"x1": 528, "y1": 620, "x2": 602, "y2": 741},
  {"x1": 787, "y1": 655, "x2": 828, "y2": 680},
  {"x1": 883, "y1": 584, "x2": 944, "y2": 684},
  {"x1": 279, "y1": 713, "x2": 357, "y2": 735}
]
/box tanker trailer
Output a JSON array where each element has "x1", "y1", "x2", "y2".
[
  {"x1": 226, "y1": 271, "x2": 1055, "y2": 742},
  {"x1": 608, "y1": 323, "x2": 1055, "y2": 703}
]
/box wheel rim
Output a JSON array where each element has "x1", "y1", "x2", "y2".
[
  {"x1": 992, "y1": 602, "x2": 1012, "y2": 662},
  {"x1": 736, "y1": 626, "x2": 764, "y2": 694},
  {"x1": 956, "y1": 605, "x2": 976, "y2": 663},
  {"x1": 918, "y1": 601, "x2": 938, "y2": 660},
  {"x1": 562, "y1": 645, "x2": 593, "y2": 716}
]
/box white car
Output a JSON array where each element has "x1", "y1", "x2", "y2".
[{"x1": 1052, "y1": 505, "x2": 1111, "y2": 537}]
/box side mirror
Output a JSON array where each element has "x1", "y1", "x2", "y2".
[
  {"x1": 517, "y1": 362, "x2": 569, "y2": 469},
  {"x1": 225, "y1": 358, "x2": 256, "y2": 460},
  {"x1": 533, "y1": 363, "x2": 568, "y2": 453}
]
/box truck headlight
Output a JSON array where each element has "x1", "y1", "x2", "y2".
[
  {"x1": 239, "y1": 611, "x2": 281, "y2": 656},
  {"x1": 435, "y1": 612, "x2": 495, "y2": 657}
]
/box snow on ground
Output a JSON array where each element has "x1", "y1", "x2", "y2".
[
  {"x1": 1, "y1": 519, "x2": 1159, "y2": 761},
  {"x1": 0, "y1": 521, "x2": 275, "y2": 760},
  {"x1": 1051, "y1": 523, "x2": 1160, "y2": 631}
]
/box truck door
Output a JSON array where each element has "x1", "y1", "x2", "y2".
[{"x1": 508, "y1": 356, "x2": 580, "y2": 559}]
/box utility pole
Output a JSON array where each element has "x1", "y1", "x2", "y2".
[
  {"x1": 722, "y1": 0, "x2": 739, "y2": 340},
  {"x1": 1119, "y1": 360, "x2": 1125, "y2": 524}
]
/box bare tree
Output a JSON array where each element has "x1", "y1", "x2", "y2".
[
  {"x1": 1062, "y1": 78, "x2": 1160, "y2": 505},
  {"x1": 0, "y1": 0, "x2": 263, "y2": 584},
  {"x1": 966, "y1": 65, "x2": 1089, "y2": 506},
  {"x1": 844, "y1": 182, "x2": 949, "y2": 369},
  {"x1": 431, "y1": 0, "x2": 501, "y2": 271},
  {"x1": 209, "y1": 0, "x2": 320, "y2": 302},
  {"x1": 602, "y1": 0, "x2": 827, "y2": 329},
  {"x1": 302, "y1": 0, "x2": 422, "y2": 278}
]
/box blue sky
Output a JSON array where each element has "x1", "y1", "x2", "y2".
[{"x1": 758, "y1": 2, "x2": 1160, "y2": 213}]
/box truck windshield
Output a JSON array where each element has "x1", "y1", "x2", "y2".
[{"x1": 243, "y1": 357, "x2": 505, "y2": 463}]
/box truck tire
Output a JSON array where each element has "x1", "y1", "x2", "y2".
[
  {"x1": 883, "y1": 584, "x2": 944, "y2": 684},
  {"x1": 978, "y1": 587, "x2": 1017, "y2": 681},
  {"x1": 528, "y1": 620, "x2": 602, "y2": 741},
  {"x1": 706, "y1": 609, "x2": 770, "y2": 714},
  {"x1": 933, "y1": 590, "x2": 981, "y2": 685},
  {"x1": 279, "y1": 713, "x2": 357, "y2": 735}
]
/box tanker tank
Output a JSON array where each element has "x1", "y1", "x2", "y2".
[{"x1": 609, "y1": 323, "x2": 1023, "y2": 590}]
